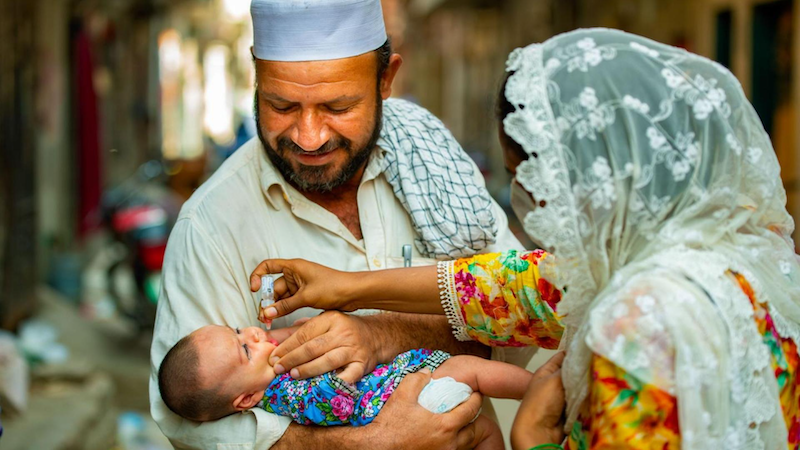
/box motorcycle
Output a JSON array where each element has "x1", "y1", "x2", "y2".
[{"x1": 100, "y1": 161, "x2": 177, "y2": 331}]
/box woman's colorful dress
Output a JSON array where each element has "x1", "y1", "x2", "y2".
[{"x1": 442, "y1": 250, "x2": 800, "y2": 449}]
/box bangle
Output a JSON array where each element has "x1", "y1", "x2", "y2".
[{"x1": 529, "y1": 445, "x2": 564, "y2": 450}]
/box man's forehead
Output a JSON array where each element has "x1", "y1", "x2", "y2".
[{"x1": 255, "y1": 52, "x2": 377, "y2": 87}]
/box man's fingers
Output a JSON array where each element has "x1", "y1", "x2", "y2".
[
  {"x1": 266, "y1": 324, "x2": 301, "y2": 343},
  {"x1": 443, "y1": 392, "x2": 483, "y2": 430},
  {"x1": 272, "y1": 319, "x2": 322, "y2": 362},
  {"x1": 455, "y1": 423, "x2": 478, "y2": 450},
  {"x1": 291, "y1": 317, "x2": 311, "y2": 327},
  {"x1": 274, "y1": 333, "x2": 333, "y2": 375},
  {"x1": 249, "y1": 259, "x2": 291, "y2": 292},
  {"x1": 284, "y1": 347, "x2": 353, "y2": 380},
  {"x1": 456, "y1": 415, "x2": 496, "y2": 450},
  {"x1": 336, "y1": 363, "x2": 364, "y2": 385},
  {"x1": 391, "y1": 370, "x2": 432, "y2": 401}
]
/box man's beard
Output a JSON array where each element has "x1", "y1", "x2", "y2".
[{"x1": 255, "y1": 94, "x2": 383, "y2": 193}]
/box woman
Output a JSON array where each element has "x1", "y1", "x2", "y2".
[{"x1": 253, "y1": 29, "x2": 800, "y2": 449}]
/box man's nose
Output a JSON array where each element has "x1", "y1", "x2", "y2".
[{"x1": 291, "y1": 109, "x2": 330, "y2": 151}]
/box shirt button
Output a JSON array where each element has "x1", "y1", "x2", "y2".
[{"x1": 373, "y1": 259, "x2": 382, "y2": 267}]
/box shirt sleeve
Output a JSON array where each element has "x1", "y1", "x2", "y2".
[
  {"x1": 438, "y1": 249, "x2": 563, "y2": 348},
  {"x1": 149, "y1": 217, "x2": 292, "y2": 449}
]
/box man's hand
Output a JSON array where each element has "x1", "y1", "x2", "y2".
[
  {"x1": 511, "y1": 352, "x2": 567, "y2": 450},
  {"x1": 263, "y1": 322, "x2": 303, "y2": 344},
  {"x1": 269, "y1": 311, "x2": 382, "y2": 384},
  {"x1": 372, "y1": 369, "x2": 489, "y2": 450},
  {"x1": 271, "y1": 369, "x2": 489, "y2": 450}
]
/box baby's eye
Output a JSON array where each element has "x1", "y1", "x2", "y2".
[
  {"x1": 235, "y1": 327, "x2": 241, "y2": 334},
  {"x1": 243, "y1": 344, "x2": 251, "y2": 361}
]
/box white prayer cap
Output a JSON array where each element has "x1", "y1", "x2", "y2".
[{"x1": 251, "y1": 0, "x2": 388, "y2": 62}]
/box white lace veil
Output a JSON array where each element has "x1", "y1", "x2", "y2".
[{"x1": 504, "y1": 28, "x2": 800, "y2": 448}]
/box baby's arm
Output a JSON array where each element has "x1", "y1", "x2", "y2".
[{"x1": 433, "y1": 355, "x2": 533, "y2": 399}]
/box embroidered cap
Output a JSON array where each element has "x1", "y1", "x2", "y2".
[{"x1": 251, "y1": 0, "x2": 387, "y2": 62}]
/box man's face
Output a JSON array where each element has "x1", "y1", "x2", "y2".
[{"x1": 254, "y1": 52, "x2": 384, "y2": 192}]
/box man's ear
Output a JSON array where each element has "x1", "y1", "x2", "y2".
[
  {"x1": 379, "y1": 53, "x2": 403, "y2": 100},
  {"x1": 233, "y1": 390, "x2": 262, "y2": 411}
]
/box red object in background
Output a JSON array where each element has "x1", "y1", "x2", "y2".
[
  {"x1": 74, "y1": 27, "x2": 103, "y2": 238},
  {"x1": 138, "y1": 242, "x2": 166, "y2": 271},
  {"x1": 111, "y1": 205, "x2": 167, "y2": 233}
]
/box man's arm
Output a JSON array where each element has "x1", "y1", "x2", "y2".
[
  {"x1": 366, "y1": 312, "x2": 491, "y2": 359},
  {"x1": 273, "y1": 370, "x2": 488, "y2": 450},
  {"x1": 270, "y1": 310, "x2": 489, "y2": 383}
]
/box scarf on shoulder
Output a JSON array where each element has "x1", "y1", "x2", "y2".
[{"x1": 377, "y1": 98, "x2": 498, "y2": 260}]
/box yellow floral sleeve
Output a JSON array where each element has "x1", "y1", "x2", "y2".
[{"x1": 439, "y1": 249, "x2": 563, "y2": 348}]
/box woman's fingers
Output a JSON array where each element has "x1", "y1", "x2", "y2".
[
  {"x1": 249, "y1": 258, "x2": 292, "y2": 292},
  {"x1": 531, "y1": 351, "x2": 566, "y2": 381},
  {"x1": 265, "y1": 294, "x2": 306, "y2": 319}
]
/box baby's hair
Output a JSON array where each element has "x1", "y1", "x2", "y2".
[{"x1": 159, "y1": 332, "x2": 235, "y2": 422}]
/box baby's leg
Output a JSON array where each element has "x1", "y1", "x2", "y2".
[
  {"x1": 473, "y1": 414, "x2": 504, "y2": 450},
  {"x1": 434, "y1": 355, "x2": 534, "y2": 399}
]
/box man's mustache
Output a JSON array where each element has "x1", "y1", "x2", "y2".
[{"x1": 277, "y1": 137, "x2": 351, "y2": 156}]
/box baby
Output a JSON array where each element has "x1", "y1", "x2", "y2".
[{"x1": 159, "y1": 325, "x2": 535, "y2": 449}]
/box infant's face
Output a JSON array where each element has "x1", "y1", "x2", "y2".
[{"x1": 193, "y1": 325, "x2": 279, "y2": 397}]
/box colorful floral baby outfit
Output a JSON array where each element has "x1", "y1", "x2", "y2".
[
  {"x1": 260, "y1": 349, "x2": 450, "y2": 426},
  {"x1": 440, "y1": 250, "x2": 800, "y2": 449}
]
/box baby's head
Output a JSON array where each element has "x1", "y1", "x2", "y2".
[{"x1": 158, "y1": 325, "x2": 279, "y2": 422}]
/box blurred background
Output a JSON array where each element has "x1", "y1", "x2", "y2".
[{"x1": 1, "y1": 0, "x2": 798, "y2": 448}]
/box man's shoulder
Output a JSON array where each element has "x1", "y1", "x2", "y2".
[
  {"x1": 178, "y1": 138, "x2": 263, "y2": 222},
  {"x1": 382, "y1": 97, "x2": 437, "y2": 120}
]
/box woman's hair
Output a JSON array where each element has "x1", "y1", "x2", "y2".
[{"x1": 495, "y1": 71, "x2": 527, "y2": 161}]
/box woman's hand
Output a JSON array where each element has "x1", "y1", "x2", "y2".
[
  {"x1": 250, "y1": 258, "x2": 359, "y2": 319},
  {"x1": 511, "y1": 352, "x2": 567, "y2": 450}
]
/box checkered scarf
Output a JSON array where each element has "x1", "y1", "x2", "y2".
[{"x1": 378, "y1": 98, "x2": 498, "y2": 259}]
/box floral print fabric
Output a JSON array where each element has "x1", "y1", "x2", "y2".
[
  {"x1": 564, "y1": 272, "x2": 800, "y2": 449},
  {"x1": 733, "y1": 272, "x2": 800, "y2": 448},
  {"x1": 565, "y1": 355, "x2": 680, "y2": 450},
  {"x1": 449, "y1": 249, "x2": 799, "y2": 448},
  {"x1": 260, "y1": 349, "x2": 449, "y2": 426},
  {"x1": 452, "y1": 250, "x2": 563, "y2": 348}
]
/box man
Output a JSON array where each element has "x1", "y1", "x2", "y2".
[{"x1": 149, "y1": 0, "x2": 531, "y2": 448}]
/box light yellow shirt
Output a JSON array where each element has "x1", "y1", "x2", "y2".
[{"x1": 149, "y1": 137, "x2": 528, "y2": 449}]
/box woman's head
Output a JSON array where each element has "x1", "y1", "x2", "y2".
[{"x1": 497, "y1": 28, "x2": 795, "y2": 329}]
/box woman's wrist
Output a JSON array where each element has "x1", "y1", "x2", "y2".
[
  {"x1": 338, "y1": 270, "x2": 372, "y2": 311},
  {"x1": 511, "y1": 420, "x2": 564, "y2": 450}
]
